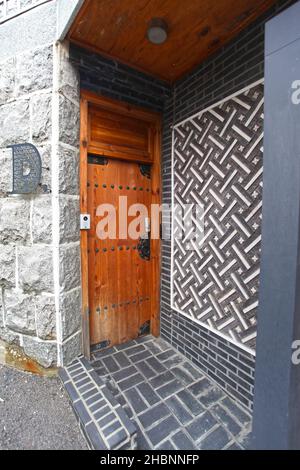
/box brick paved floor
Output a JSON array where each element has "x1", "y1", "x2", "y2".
[{"x1": 90, "y1": 336, "x2": 252, "y2": 450}]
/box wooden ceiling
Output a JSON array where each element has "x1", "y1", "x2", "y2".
[{"x1": 69, "y1": 0, "x2": 276, "y2": 82}]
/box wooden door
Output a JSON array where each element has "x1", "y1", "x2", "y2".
[
  {"x1": 87, "y1": 156, "x2": 153, "y2": 348},
  {"x1": 80, "y1": 92, "x2": 161, "y2": 356}
]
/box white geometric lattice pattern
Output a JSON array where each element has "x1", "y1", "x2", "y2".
[{"x1": 171, "y1": 82, "x2": 264, "y2": 352}]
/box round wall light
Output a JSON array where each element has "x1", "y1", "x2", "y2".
[{"x1": 147, "y1": 18, "x2": 168, "y2": 45}]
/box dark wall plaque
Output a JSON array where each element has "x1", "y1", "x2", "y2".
[{"x1": 10, "y1": 143, "x2": 42, "y2": 194}]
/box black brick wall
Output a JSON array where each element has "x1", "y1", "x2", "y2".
[
  {"x1": 70, "y1": 0, "x2": 296, "y2": 412},
  {"x1": 69, "y1": 46, "x2": 171, "y2": 112}
]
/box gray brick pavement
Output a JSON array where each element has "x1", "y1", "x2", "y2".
[{"x1": 91, "y1": 336, "x2": 252, "y2": 450}]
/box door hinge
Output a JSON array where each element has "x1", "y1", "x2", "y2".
[
  {"x1": 88, "y1": 154, "x2": 108, "y2": 165},
  {"x1": 139, "y1": 321, "x2": 151, "y2": 337},
  {"x1": 92, "y1": 340, "x2": 111, "y2": 352},
  {"x1": 140, "y1": 164, "x2": 151, "y2": 179},
  {"x1": 138, "y1": 237, "x2": 150, "y2": 261}
]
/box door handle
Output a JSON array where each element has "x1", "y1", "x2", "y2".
[{"x1": 145, "y1": 217, "x2": 151, "y2": 233}]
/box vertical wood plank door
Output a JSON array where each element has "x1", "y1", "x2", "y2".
[{"x1": 87, "y1": 157, "x2": 153, "y2": 348}]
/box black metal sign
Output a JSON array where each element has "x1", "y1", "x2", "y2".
[{"x1": 10, "y1": 143, "x2": 42, "y2": 194}]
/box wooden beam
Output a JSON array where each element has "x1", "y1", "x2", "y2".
[{"x1": 80, "y1": 97, "x2": 90, "y2": 359}]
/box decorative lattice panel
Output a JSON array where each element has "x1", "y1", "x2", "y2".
[{"x1": 171, "y1": 81, "x2": 264, "y2": 353}]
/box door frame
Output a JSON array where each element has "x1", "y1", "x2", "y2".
[{"x1": 80, "y1": 90, "x2": 162, "y2": 358}]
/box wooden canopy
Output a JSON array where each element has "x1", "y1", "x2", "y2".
[{"x1": 69, "y1": 0, "x2": 275, "y2": 82}]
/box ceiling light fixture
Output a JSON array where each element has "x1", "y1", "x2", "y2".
[{"x1": 147, "y1": 18, "x2": 168, "y2": 45}]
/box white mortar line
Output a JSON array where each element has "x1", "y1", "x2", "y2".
[
  {"x1": 170, "y1": 127, "x2": 175, "y2": 333},
  {"x1": 0, "y1": 42, "x2": 54, "y2": 69},
  {"x1": 15, "y1": 246, "x2": 19, "y2": 290},
  {"x1": 172, "y1": 303, "x2": 256, "y2": 357},
  {"x1": 34, "y1": 298, "x2": 38, "y2": 339},
  {"x1": 29, "y1": 97, "x2": 33, "y2": 144},
  {"x1": 62, "y1": 329, "x2": 82, "y2": 345},
  {"x1": 63, "y1": 286, "x2": 81, "y2": 295},
  {"x1": 57, "y1": 141, "x2": 79, "y2": 152},
  {"x1": 21, "y1": 335, "x2": 57, "y2": 345},
  {"x1": 59, "y1": 93, "x2": 80, "y2": 108},
  {"x1": 51, "y1": 41, "x2": 62, "y2": 367},
  {"x1": 16, "y1": 0, "x2": 21, "y2": 16},
  {"x1": 0, "y1": 90, "x2": 53, "y2": 108},
  {"x1": 29, "y1": 198, "x2": 33, "y2": 244},
  {"x1": 62, "y1": 195, "x2": 80, "y2": 201},
  {"x1": 174, "y1": 78, "x2": 264, "y2": 129},
  {"x1": 0, "y1": 288, "x2": 5, "y2": 326}
]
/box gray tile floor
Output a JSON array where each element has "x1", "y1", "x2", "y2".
[{"x1": 91, "y1": 336, "x2": 252, "y2": 450}]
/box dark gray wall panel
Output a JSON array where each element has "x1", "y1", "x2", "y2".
[{"x1": 252, "y1": 0, "x2": 300, "y2": 449}]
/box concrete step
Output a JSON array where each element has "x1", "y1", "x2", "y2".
[{"x1": 59, "y1": 357, "x2": 137, "y2": 450}]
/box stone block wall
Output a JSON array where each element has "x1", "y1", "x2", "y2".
[
  {"x1": 55, "y1": 42, "x2": 81, "y2": 366},
  {"x1": 0, "y1": 43, "x2": 55, "y2": 365},
  {"x1": 0, "y1": 38, "x2": 81, "y2": 368},
  {"x1": 0, "y1": 0, "x2": 47, "y2": 23}
]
